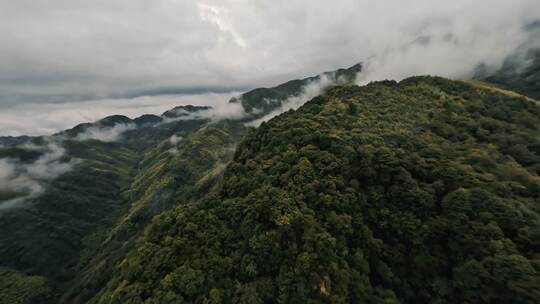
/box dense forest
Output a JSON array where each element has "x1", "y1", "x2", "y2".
[
  {"x1": 0, "y1": 109, "x2": 245, "y2": 304},
  {"x1": 98, "y1": 77, "x2": 540, "y2": 303},
  {"x1": 1, "y1": 67, "x2": 539, "y2": 303},
  {"x1": 3, "y1": 1, "x2": 540, "y2": 303},
  {"x1": 0, "y1": 65, "x2": 360, "y2": 303}
]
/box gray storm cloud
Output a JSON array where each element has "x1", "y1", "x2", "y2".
[
  {"x1": 1, "y1": 0, "x2": 539, "y2": 102},
  {"x1": 0, "y1": 0, "x2": 539, "y2": 136}
]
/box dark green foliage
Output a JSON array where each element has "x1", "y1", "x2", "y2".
[
  {"x1": 0, "y1": 146, "x2": 43, "y2": 162},
  {"x1": 0, "y1": 267, "x2": 53, "y2": 304},
  {"x1": 103, "y1": 77, "x2": 540, "y2": 303},
  {"x1": 133, "y1": 114, "x2": 163, "y2": 126},
  {"x1": 0, "y1": 140, "x2": 138, "y2": 287},
  {"x1": 59, "y1": 120, "x2": 248, "y2": 304},
  {"x1": 0, "y1": 66, "x2": 357, "y2": 303},
  {"x1": 2, "y1": 70, "x2": 539, "y2": 304},
  {"x1": 162, "y1": 105, "x2": 212, "y2": 118}
]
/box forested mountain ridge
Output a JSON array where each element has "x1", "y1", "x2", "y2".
[
  {"x1": 97, "y1": 77, "x2": 540, "y2": 303},
  {"x1": 0, "y1": 66, "x2": 358, "y2": 304},
  {"x1": 0, "y1": 69, "x2": 539, "y2": 303}
]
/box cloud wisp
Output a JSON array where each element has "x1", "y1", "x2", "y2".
[
  {"x1": 0, "y1": 140, "x2": 77, "y2": 211},
  {"x1": 0, "y1": 1, "x2": 539, "y2": 136},
  {"x1": 159, "y1": 101, "x2": 247, "y2": 126},
  {"x1": 167, "y1": 134, "x2": 183, "y2": 155},
  {"x1": 246, "y1": 74, "x2": 334, "y2": 127}
]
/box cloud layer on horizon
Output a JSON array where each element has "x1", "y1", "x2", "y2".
[
  {"x1": 0, "y1": 92, "x2": 240, "y2": 136},
  {"x1": 1, "y1": 0, "x2": 539, "y2": 135},
  {"x1": 2, "y1": 1, "x2": 539, "y2": 101}
]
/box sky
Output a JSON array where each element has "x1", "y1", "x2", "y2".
[{"x1": 1, "y1": 0, "x2": 540, "y2": 136}]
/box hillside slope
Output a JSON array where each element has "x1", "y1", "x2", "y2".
[
  {"x1": 0, "y1": 137, "x2": 139, "y2": 299},
  {"x1": 101, "y1": 77, "x2": 540, "y2": 303},
  {"x1": 0, "y1": 66, "x2": 358, "y2": 303},
  {"x1": 0, "y1": 107, "x2": 215, "y2": 302}
]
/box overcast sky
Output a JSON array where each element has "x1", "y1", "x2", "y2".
[{"x1": 1, "y1": 0, "x2": 539, "y2": 136}]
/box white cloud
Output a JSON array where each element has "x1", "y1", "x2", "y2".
[
  {"x1": 169, "y1": 134, "x2": 182, "y2": 145},
  {"x1": 0, "y1": 1, "x2": 539, "y2": 136},
  {"x1": 246, "y1": 74, "x2": 334, "y2": 126},
  {"x1": 0, "y1": 92, "x2": 241, "y2": 136},
  {"x1": 0, "y1": 141, "x2": 77, "y2": 211},
  {"x1": 354, "y1": 1, "x2": 536, "y2": 84},
  {"x1": 170, "y1": 99, "x2": 247, "y2": 123},
  {"x1": 167, "y1": 148, "x2": 179, "y2": 155},
  {"x1": 167, "y1": 134, "x2": 183, "y2": 155},
  {"x1": 75, "y1": 123, "x2": 136, "y2": 142},
  {"x1": 26, "y1": 142, "x2": 73, "y2": 178}
]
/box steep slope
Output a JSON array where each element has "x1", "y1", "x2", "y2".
[
  {"x1": 0, "y1": 267, "x2": 53, "y2": 304},
  {"x1": 60, "y1": 120, "x2": 247, "y2": 304},
  {"x1": 0, "y1": 138, "x2": 138, "y2": 292},
  {"x1": 59, "y1": 66, "x2": 358, "y2": 303},
  {"x1": 0, "y1": 110, "x2": 211, "y2": 302},
  {"x1": 102, "y1": 77, "x2": 540, "y2": 303},
  {"x1": 0, "y1": 66, "x2": 356, "y2": 303}
]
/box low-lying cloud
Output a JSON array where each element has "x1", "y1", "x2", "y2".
[
  {"x1": 75, "y1": 123, "x2": 136, "y2": 142},
  {"x1": 169, "y1": 134, "x2": 182, "y2": 145},
  {"x1": 167, "y1": 134, "x2": 183, "y2": 155},
  {"x1": 246, "y1": 74, "x2": 334, "y2": 126},
  {"x1": 0, "y1": 92, "x2": 240, "y2": 136},
  {"x1": 161, "y1": 102, "x2": 247, "y2": 125},
  {"x1": 0, "y1": 141, "x2": 77, "y2": 211}
]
